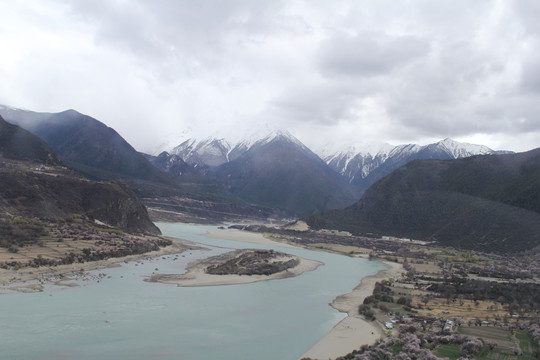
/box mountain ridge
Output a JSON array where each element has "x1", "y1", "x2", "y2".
[
  {"x1": 0, "y1": 116, "x2": 61, "y2": 165},
  {"x1": 321, "y1": 138, "x2": 512, "y2": 196},
  {"x1": 305, "y1": 148, "x2": 540, "y2": 252},
  {"x1": 0, "y1": 108, "x2": 175, "y2": 184},
  {"x1": 170, "y1": 128, "x2": 306, "y2": 169},
  {"x1": 0, "y1": 118, "x2": 160, "y2": 235},
  {"x1": 0, "y1": 105, "x2": 283, "y2": 223},
  {"x1": 209, "y1": 134, "x2": 356, "y2": 216}
]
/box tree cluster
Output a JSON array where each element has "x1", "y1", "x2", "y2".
[
  {"x1": 427, "y1": 278, "x2": 540, "y2": 314},
  {"x1": 530, "y1": 323, "x2": 540, "y2": 346}
]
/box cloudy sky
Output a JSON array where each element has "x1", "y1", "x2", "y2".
[{"x1": 1, "y1": 0, "x2": 539, "y2": 153}]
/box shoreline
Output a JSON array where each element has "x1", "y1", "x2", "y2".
[
  {"x1": 146, "y1": 249, "x2": 323, "y2": 287},
  {"x1": 299, "y1": 260, "x2": 404, "y2": 360},
  {"x1": 207, "y1": 227, "x2": 405, "y2": 360},
  {"x1": 1, "y1": 222, "x2": 404, "y2": 360},
  {"x1": 0, "y1": 236, "x2": 199, "y2": 293},
  {"x1": 205, "y1": 228, "x2": 300, "y2": 248}
]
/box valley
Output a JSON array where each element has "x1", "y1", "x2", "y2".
[
  {"x1": 3, "y1": 3, "x2": 540, "y2": 359},
  {"x1": 232, "y1": 224, "x2": 540, "y2": 360},
  {"x1": 0, "y1": 106, "x2": 539, "y2": 360}
]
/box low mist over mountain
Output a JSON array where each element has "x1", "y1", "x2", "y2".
[
  {"x1": 2, "y1": 104, "x2": 519, "y2": 221},
  {"x1": 169, "y1": 126, "x2": 307, "y2": 170},
  {"x1": 167, "y1": 129, "x2": 356, "y2": 216},
  {"x1": 0, "y1": 106, "x2": 225, "y2": 197},
  {"x1": 0, "y1": 106, "x2": 170, "y2": 184},
  {"x1": 320, "y1": 138, "x2": 511, "y2": 196},
  {"x1": 0, "y1": 105, "x2": 280, "y2": 223},
  {"x1": 0, "y1": 116, "x2": 60, "y2": 165},
  {"x1": 143, "y1": 152, "x2": 197, "y2": 178},
  {"x1": 171, "y1": 137, "x2": 232, "y2": 169},
  {"x1": 306, "y1": 148, "x2": 540, "y2": 252}
]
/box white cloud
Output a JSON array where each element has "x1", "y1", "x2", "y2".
[
  {"x1": 318, "y1": 32, "x2": 430, "y2": 77},
  {"x1": 0, "y1": 0, "x2": 539, "y2": 153}
]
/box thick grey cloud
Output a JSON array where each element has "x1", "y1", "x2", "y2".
[
  {"x1": 0, "y1": 0, "x2": 539, "y2": 153},
  {"x1": 318, "y1": 32, "x2": 430, "y2": 78}
]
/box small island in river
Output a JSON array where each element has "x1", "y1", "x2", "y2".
[{"x1": 146, "y1": 248, "x2": 323, "y2": 287}]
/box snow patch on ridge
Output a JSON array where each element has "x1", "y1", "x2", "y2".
[
  {"x1": 168, "y1": 124, "x2": 309, "y2": 167},
  {"x1": 323, "y1": 138, "x2": 502, "y2": 183},
  {"x1": 436, "y1": 138, "x2": 493, "y2": 158}
]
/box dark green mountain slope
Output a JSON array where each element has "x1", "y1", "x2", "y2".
[
  {"x1": 0, "y1": 116, "x2": 60, "y2": 164},
  {"x1": 1, "y1": 108, "x2": 171, "y2": 183},
  {"x1": 0, "y1": 106, "x2": 278, "y2": 222},
  {"x1": 0, "y1": 108, "x2": 219, "y2": 195},
  {"x1": 305, "y1": 149, "x2": 540, "y2": 252},
  {"x1": 211, "y1": 135, "x2": 356, "y2": 216}
]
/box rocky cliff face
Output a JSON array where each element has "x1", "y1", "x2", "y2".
[
  {"x1": 0, "y1": 160, "x2": 160, "y2": 235},
  {"x1": 79, "y1": 181, "x2": 161, "y2": 235},
  {"x1": 0, "y1": 116, "x2": 160, "y2": 235}
]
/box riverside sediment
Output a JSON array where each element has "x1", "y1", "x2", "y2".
[{"x1": 145, "y1": 248, "x2": 323, "y2": 287}]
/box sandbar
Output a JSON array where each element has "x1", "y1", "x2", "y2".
[
  {"x1": 205, "y1": 228, "x2": 300, "y2": 248},
  {"x1": 146, "y1": 249, "x2": 323, "y2": 287},
  {"x1": 207, "y1": 227, "x2": 405, "y2": 360}
]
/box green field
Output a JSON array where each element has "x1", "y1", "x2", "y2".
[
  {"x1": 435, "y1": 344, "x2": 462, "y2": 359},
  {"x1": 439, "y1": 327, "x2": 539, "y2": 360}
]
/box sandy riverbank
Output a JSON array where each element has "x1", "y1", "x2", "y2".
[
  {"x1": 300, "y1": 260, "x2": 405, "y2": 360},
  {"x1": 146, "y1": 248, "x2": 323, "y2": 287},
  {"x1": 205, "y1": 228, "x2": 299, "y2": 248},
  {"x1": 1, "y1": 223, "x2": 404, "y2": 360},
  {"x1": 208, "y1": 227, "x2": 405, "y2": 360},
  {"x1": 0, "y1": 236, "x2": 198, "y2": 293}
]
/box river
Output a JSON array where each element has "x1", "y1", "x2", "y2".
[{"x1": 0, "y1": 223, "x2": 387, "y2": 360}]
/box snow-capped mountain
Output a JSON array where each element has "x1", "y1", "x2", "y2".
[
  {"x1": 166, "y1": 129, "x2": 513, "y2": 208},
  {"x1": 163, "y1": 127, "x2": 355, "y2": 216},
  {"x1": 427, "y1": 138, "x2": 496, "y2": 158},
  {"x1": 322, "y1": 138, "x2": 512, "y2": 195},
  {"x1": 143, "y1": 151, "x2": 196, "y2": 177},
  {"x1": 319, "y1": 142, "x2": 395, "y2": 182},
  {"x1": 171, "y1": 137, "x2": 231, "y2": 168},
  {"x1": 170, "y1": 127, "x2": 307, "y2": 169}
]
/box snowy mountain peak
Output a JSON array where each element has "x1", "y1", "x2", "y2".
[
  {"x1": 433, "y1": 138, "x2": 493, "y2": 158},
  {"x1": 168, "y1": 125, "x2": 308, "y2": 168},
  {"x1": 317, "y1": 140, "x2": 392, "y2": 159},
  {"x1": 151, "y1": 127, "x2": 197, "y2": 155},
  {"x1": 170, "y1": 136, "x2": 232, "y2": 167},
  {"x1": 247, "y1": 128, "x2": 308, "y2": 151},
  {"x1": 0, "y1": 104, "x2": 23, "y2": 112},
  {"x1": 324, "y1": 138, "x2": 508, "y2": 189}
]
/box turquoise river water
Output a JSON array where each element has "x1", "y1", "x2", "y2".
[{"x1": 0, "y1": 223, "x2": 387, "y2": 360}]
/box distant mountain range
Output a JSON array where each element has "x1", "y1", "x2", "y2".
[
  {"x1": 161, "y1": 130, "x2": 511, "y2": 214},
  {"x1": 319, "y1": 138, "x2": 511, "y2": 196},
  {"x1": 0, "y1": 106, "x2": 279, "y2": 222},
  {"x1": 3, "y1": 104, "x2": 540, "y2": 252},
  {"x1": 160, "y1": 129, "x2": 356, "y2": 216},
  {"x1": 305, "y1": 148, "x2": 540, "y2": 252},
  {"x1": 0, "y1": 106, "x2": 243, "y2": 201},
  {"x1": 169, "y1": 128, "x2": 308, "y2": 169},
  {"x1": 3, "y1": 104, "x2": 526, "y2": 226}
]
